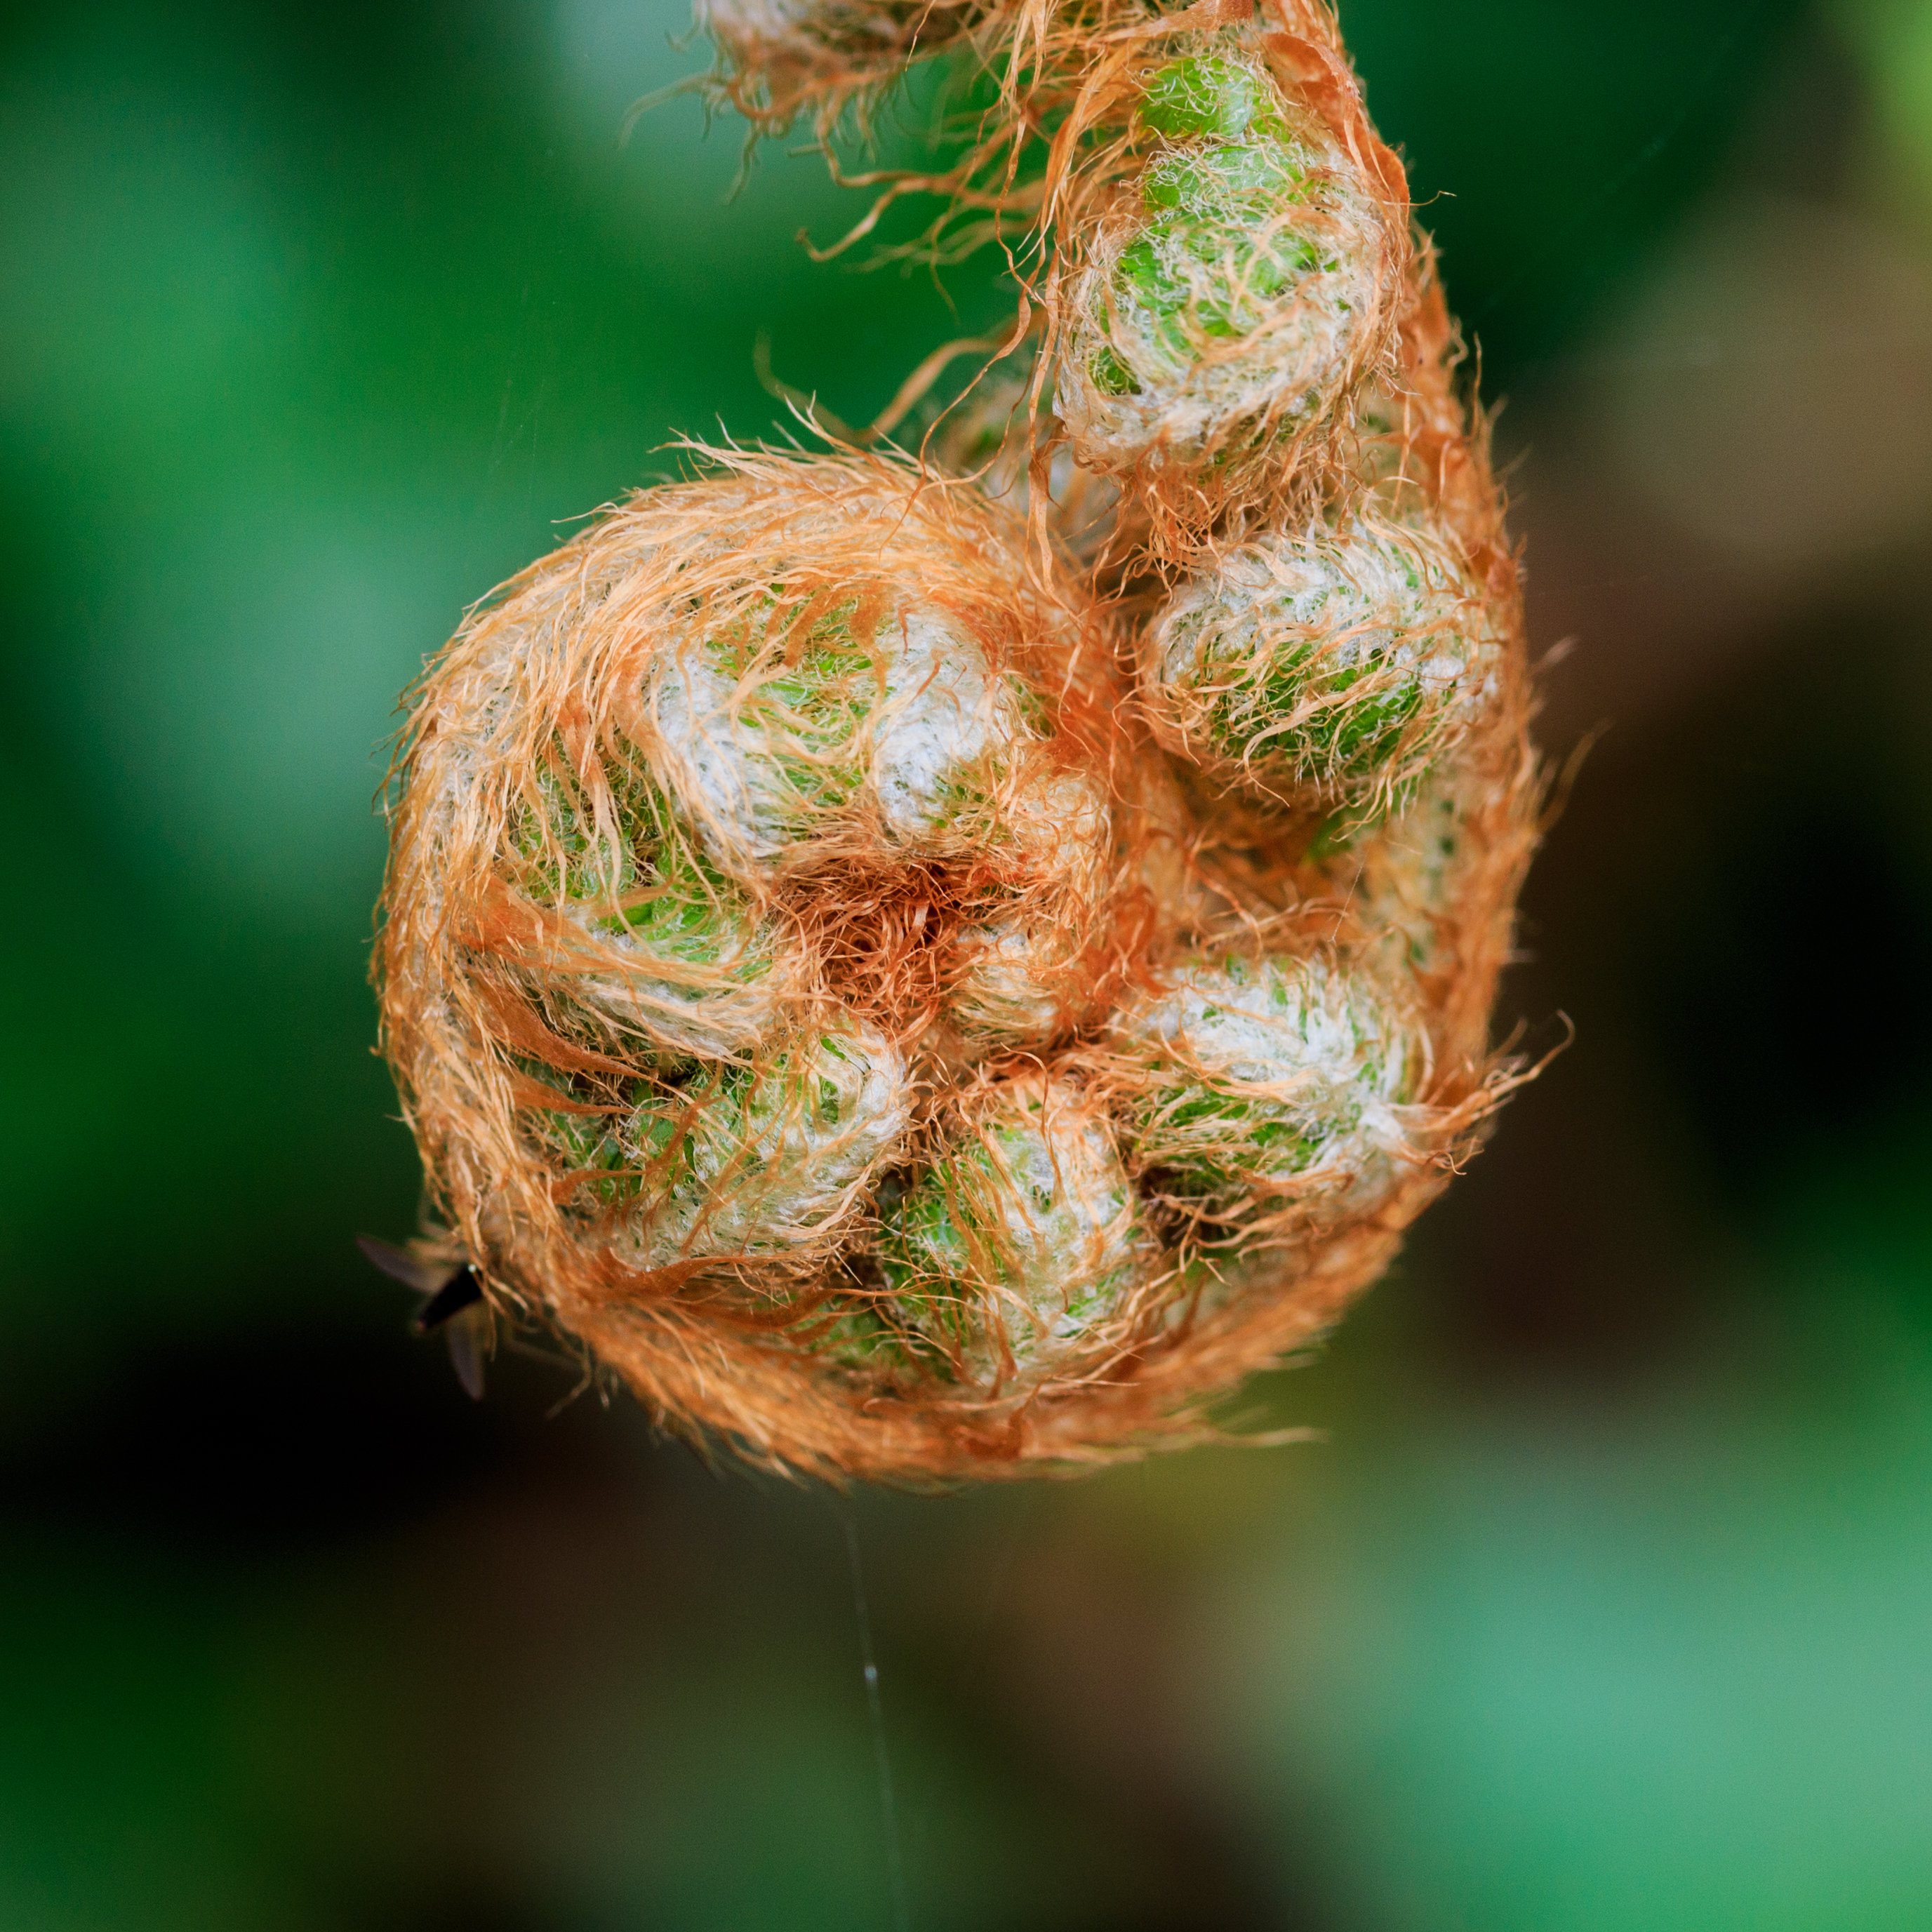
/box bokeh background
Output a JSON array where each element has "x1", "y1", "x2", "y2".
[{"x1": 6, "y1": 0, "x2": 1932, "y2": 1925}]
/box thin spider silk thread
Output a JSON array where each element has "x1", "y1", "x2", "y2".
[{"x1": 844, "y1": 1504, "x2": 911, "y2": 1932}]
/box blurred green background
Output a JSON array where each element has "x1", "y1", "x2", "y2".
[{"x1": 5, "y1": 1, "x2": 1932, "y2": 1926}]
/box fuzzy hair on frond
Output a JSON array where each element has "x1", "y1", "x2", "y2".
[
  {"x1": 1142, "y1": 509, "x2": 1503, "y2": 819},
  {"x1": 371, "y1": 0, "x2": 1544, "y2": 1483},
  {"x1": 692, "y1": 0, "x2": 991, "y2": 143},
  {"x1": 773, "y1": 3, "x2": 1418, "y2": 568}
]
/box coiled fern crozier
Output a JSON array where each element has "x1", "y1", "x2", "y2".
[{"x1": 373, "y1": 0, "x2": 1539, "y2": 1479}]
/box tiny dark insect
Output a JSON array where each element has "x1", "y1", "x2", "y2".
[{"x1": 357, "y1": 1235, "x2": 490, "y2": 1399}]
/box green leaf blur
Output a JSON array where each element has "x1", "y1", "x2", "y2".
[{"x1": 9, "y1": 1, "x2": 1932, "y2": 1928}]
